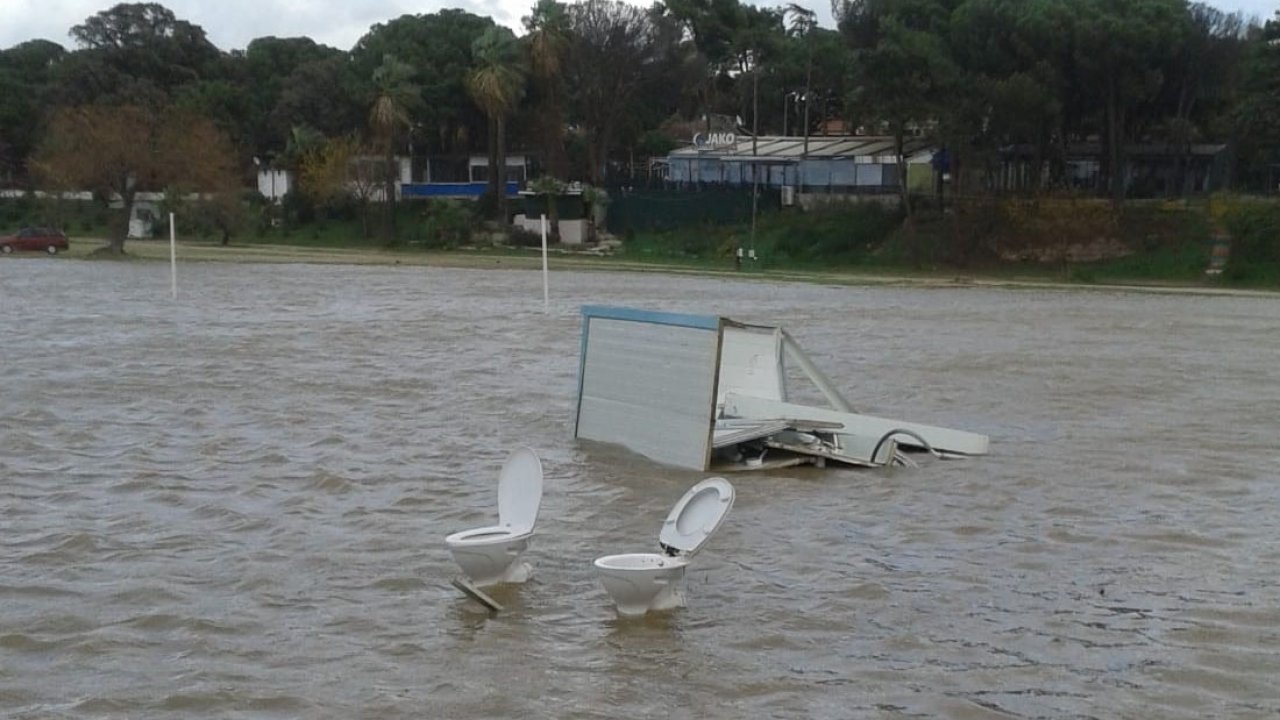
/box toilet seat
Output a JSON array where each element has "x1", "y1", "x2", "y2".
[
  {"x1": 445, "y1": 525, "x2": 523, "y2": 545},
  {"x1": 658, "y1": 477, "x2": 734, "y2": 557},
  {"x1": 497, "y1": 447, "x2": 543, "y2": 533}
]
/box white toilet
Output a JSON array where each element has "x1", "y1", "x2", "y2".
[
  {"x1": 593, "y1": 477, "x2": 735, "y2": 616},
  {"x1": 445, "y1": 447, "x2": 544, "y2": 587}
]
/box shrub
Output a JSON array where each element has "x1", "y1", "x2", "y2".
[
  {"x1": 1223, "y1": 201, "x2": 1280, "y2": 266},
  {"x1": 762, "y1": 201, "x2": 902, "y2": 264},
  {"x1": 418, "y1": 200, "x2": 476, "y2": 249}
]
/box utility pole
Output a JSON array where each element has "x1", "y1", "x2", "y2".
[
  {"x1": 802, "y1": 68, "x2": 812, "y2": 156},
  {"x1": 752, "y1": 50, "x2": 759, "y2": 157},
  {"x1": 749, "y1": 52, "x2": 760, "y2": 271}
]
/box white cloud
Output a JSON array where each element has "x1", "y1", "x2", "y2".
[
  {"x1": 0, "y1": 0, "x2": 552, "y2": 51},
  {"x1": 1, "y1": 0, "x2": 1275, "y2": 53}
]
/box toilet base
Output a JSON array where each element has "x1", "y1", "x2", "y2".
[
  {"x1": 502, "y1": 561, "x2": 533, "y2": 585},
  {"x1": 615, "y1": 586, "x2": 685, "y2": 617},
  {"x1": 461, "y1": 559, "x2": 532, "y2": 588}
]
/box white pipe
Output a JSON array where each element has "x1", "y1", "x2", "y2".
[
  {"x1": 540, "y1": 213, "x2": 549, "y2": 312},
  {"x1": 169, "y1": 212, "x2": 177, "y2": 300}
]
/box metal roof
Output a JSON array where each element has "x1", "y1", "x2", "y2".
[{"x1": 669, "y1": 135, "x2": 935, "y2": 160}]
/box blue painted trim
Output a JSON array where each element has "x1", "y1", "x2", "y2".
[
  {"x1": 400, "y1": 181, "x2": 520, "y2": 198},
  {"x1": 580, "y1": 305, "x2": 722, "y2": 331}
]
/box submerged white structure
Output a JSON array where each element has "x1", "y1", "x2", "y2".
[{"x1": 573, "y1": 306, "x2": 988, "y2": 471}]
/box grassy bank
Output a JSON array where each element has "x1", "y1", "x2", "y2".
[
  {"x1": 9, "y1": 194, "x2": 1279, "y2": 292},
  {"x1": 619, "y1": 197, "x2": 1280, "y2": 289}
]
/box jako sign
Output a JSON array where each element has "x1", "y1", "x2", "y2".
[{"x1": 693, "y1": 132, "x2": 736, "y2": 148}]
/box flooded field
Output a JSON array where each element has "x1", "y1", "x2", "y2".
[{"x1": 2, "y1": 259, "x2": 1278, "y2": 719}]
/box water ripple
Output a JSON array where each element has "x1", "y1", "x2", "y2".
[{"x1": 1, "y1": 261, "x2": 1277, "y2": 718}]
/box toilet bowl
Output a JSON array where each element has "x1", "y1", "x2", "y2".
[
  {"x1": 445, "y1": 447, "x2": 543, "y2": 587},
  {"x1": 594, "y1": 477, "x2": 735, "y2": 616}
]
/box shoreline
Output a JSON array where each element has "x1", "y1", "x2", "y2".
[{"x1": 44, "y1": 237, "x2": 1280, "y2": 299}]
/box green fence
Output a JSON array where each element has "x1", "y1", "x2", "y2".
[{"x1": 606, "y1": 188, "x2": 779, "y2": 235}]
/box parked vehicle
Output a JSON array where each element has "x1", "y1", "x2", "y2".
[{"x1": 1, "y1": 227, "x2": 70, "y2": 255}]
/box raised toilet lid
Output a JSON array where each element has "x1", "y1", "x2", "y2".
[
  {"x1": 659, "y1": 477, "x2": 735, "y2": 556},
  {"x1": 498, "y1": 447, "x2": 543, "y2": 533}
]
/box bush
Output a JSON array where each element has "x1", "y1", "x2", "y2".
[
  {"x1": 1221, "y1": 200, "x2": 1280, "y2": 284},
  {"x1": 761, "y1": 201, "x2": 902, "y2": 264},
  {"x1": 417, "y1": 199, "x2": 476, "y2": 249},
  {"x1": 506, "y1": 226, "x2": 543, "y2": 247},
  {"x1": 1223, "y1": 201, "x2": 1280, "y2": 266}
]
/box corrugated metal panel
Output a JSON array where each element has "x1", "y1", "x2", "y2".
[
  {"x1": 576, "y1": 310, "x2": 722, "y2": 470},
  {"x1": 670, "y1": 136, "x2": 936, "y2": 161}
]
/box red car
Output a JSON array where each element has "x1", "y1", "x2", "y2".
[{"x1": 0, "y1": 227, "x2": 69, "y2": 255}]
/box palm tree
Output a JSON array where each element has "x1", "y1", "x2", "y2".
[
  {"x1": 467, "y1": 27, "x2": 525, "y2": 222},
  {"x1": 525, "y1": 0, "x2": 570, "y2": 179},
  {"x1": 369, "y1": 54, "x2": 420, "y2": 240}
]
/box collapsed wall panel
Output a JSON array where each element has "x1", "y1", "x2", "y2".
[{"x1": 575, "y1": 307, "x2": 722, "y2": 470}]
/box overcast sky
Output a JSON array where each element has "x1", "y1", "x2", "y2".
[{"x1": 1, "y1": 0, "x2": 1277, "y2": 52}]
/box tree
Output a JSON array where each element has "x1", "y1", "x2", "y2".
[
  {"x1": 241, "y1": 36, "x2": 344, "y2": 154},
  {"x1": 68, "y1": 3, "x2": 220, "y2": 100},
  {"x1": 467, "y1": 27, "x2": 525, "y2": 221},
  {"x1": 565, "y1": 0, "x2": 662, "y2": 184},
  {"x1": 1071, "y1": 0, "x2": 1185, "y2": 204},
  {"x1": 524, "y1": 0, "x2": 572, "y2": 178},
  {"x1": 31, "y1": 104, "x2": 239, "y2": 254},
  {"x1": 299, "y1": 135, "x2": 383, "y2": 238},
  {"x1": 0, "y1": 40, "x2": 66, "y2": 179},
  {"x1": 947, "y1": 0, "x2": 1065, "y2": 194},
  {"x1": 1234, "y1": 11, "x2": 1280, "y2": 191},
  {"x1": 369, "y1": 54, "x2": 421, "y2": 240},
  {"x1": 270, "y1": 55, "x2": 365, "y2": 141},
  {"x1": 1158, "y1": 4, "x2": 1247, "y2": 195},
  {"x1": 660, "y1": 0, "x2": 743, "y2": 132},
  {"x1": 351, "y1": 10, "x2": 496, "y2": 157},
  {"x1": 837, "y1": 0, "x2": 959, "y2": 215}
]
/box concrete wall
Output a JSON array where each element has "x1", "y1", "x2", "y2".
[{"x1": 513, "y1": 215, "x2": 589, "y2": 245}]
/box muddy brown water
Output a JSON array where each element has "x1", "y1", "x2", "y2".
[{"x1": 2, "y1": 259, "x2": 1278, "y2": 719}]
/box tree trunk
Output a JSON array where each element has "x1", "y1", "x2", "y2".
[
  {"x1": 546, "y1": 194, "x2": 560, "y2": 243},
  {"x1": 384, "y1": 142, "x2": 397, "y2": 242},
  {"x1": 896, "y1": 127, "x2": 912, "y2": 217},
  {"x1": 802, "y1": 52, "x2": 812, "y2": 159},
  {"x1": 590, "y1": 124, "x2": 614, "y2": 185},
  {"x1": 496, "y1": 115, "x2": 508, "y2": 223},
  {"x1": 587, "y1": 137, "x2": 600, "y2": 186},
  {"x1": 112, "y1": 189, "x2": 134, "y2": 254},
  {"x1": 1031, "y1": 125, "x2": 1049, "y2": 197},
  {"x1": 752, "y1": 65, "x2": 759, "y2": 157},
  {"x1": 545, "y1": 99, "x2": 568, "y2": 179},
  {"x1": 487, "y1": 115, "x2": 500, "y2": 213},
  {"x1": 1106, "y1": 78, "x2": 1124, "y2": 207},
  {"x1": 1178, "y1": 93, "x2": 1197, "y2": 197}
]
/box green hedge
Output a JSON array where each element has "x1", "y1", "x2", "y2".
[{"x1": 1223, "y1": 201, "x2": 1280, "y2": 276}]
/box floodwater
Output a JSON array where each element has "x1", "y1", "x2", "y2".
[{"x1": 2, "y1": 258, "x2": 1278, "y2": 719}]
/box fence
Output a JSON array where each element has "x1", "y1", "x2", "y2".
[{"x1": 605, "y1": 187, "x2": 780, "y2": 235}]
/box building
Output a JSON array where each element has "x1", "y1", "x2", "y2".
[
  {"x1": 663, "y1": 135, "x2": 936, "y2": 201},
  {"x1": 995, "y1": 142, "x2": 1231, "y2": 196},
  {"x1": 400, "y1": 154, "x2": 529, "y2": 199}
]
